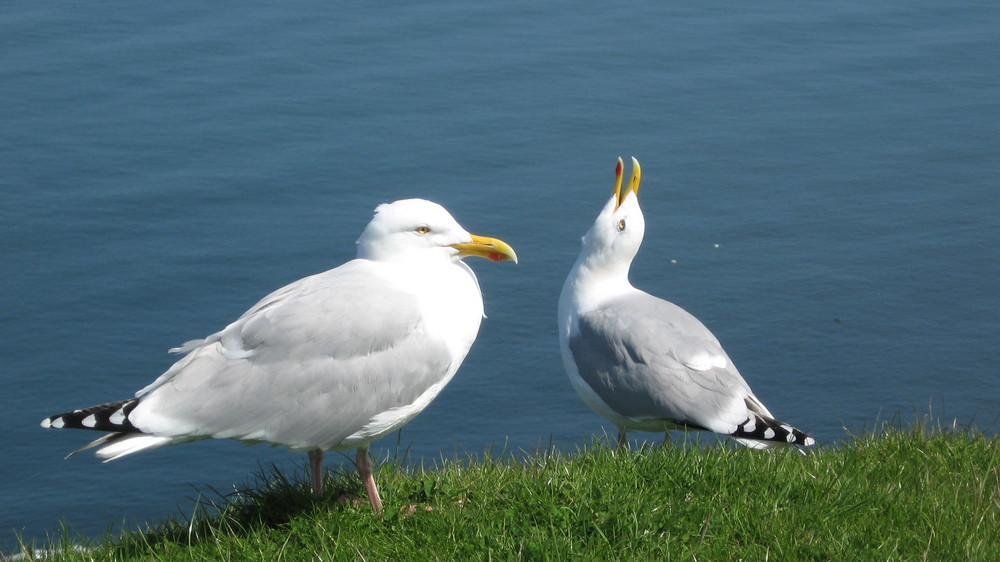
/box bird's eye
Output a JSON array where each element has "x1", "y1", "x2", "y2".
[
  {"x1": 617, "y1": 219, "x2": 626, "y2": 232},
  {"x1": 415, "y1": 226, "x2": 431, "y2": 235}
]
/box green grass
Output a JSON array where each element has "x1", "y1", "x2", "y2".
[{"x1": 18, "y1": 422, "x2": 999, "y2": 561}]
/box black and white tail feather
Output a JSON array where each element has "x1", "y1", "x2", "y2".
[{"x1": 41, "y1": 399, "x2": 186, "y2": 461}]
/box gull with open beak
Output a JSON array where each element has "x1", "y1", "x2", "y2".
[
  {"x1": 559, "y1": 158, "x2": 814, "y2": 451},
  {"x1": 42, "y1": 198, "x2": 517, "y2": 511}
]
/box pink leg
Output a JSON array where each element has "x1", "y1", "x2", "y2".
[
  {"x1": 356, "y1": 446, "x2": 383, "y2": 512},
  {"x1": 616, "y1": 428, "x2": 629, "y2": 451},
  {"x1": 308, "y1": 449, "x2": 324, "y2": 496}
]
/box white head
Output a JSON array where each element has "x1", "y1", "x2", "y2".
[
  {"x1": 576, "y1": 157, "x2": 645, "y2": 282},
  {"x1": 356, "y1": 199, "x2": 517, "y2": 264}
]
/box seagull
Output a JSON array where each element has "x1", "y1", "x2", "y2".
[
  {"x1": 558, "y1": 158, "x2": 814, "y2": 451},
  {"x1": 42, "y1": 198, "x2": 517, "y2": 511}
]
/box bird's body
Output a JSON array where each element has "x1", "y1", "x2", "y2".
[
  {"x1": 42, "y1": 198, "x2": 517, "y2": 509},
  {"x1": 559, "y1": 158, "x2": 813, "y2": 450}
]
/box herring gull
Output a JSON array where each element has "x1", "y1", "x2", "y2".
[
  {"x1": 42, "y1": 198, "x2": 517, "y2": 511},
  {"x1": 558, "y1": 158, "x2": 813, "y2": 451}
]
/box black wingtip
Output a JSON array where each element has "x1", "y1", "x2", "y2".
[
  {"x1": 41, "y1": 399, "x2": 141, "y2": 433},
  {"x1": 732, "y1": 414, "x2": 815, "y2": 447}
]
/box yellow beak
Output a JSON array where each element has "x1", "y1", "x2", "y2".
[
  {"x1": 613, "y1": 156, "x2": 641, "y2": 209},
  {"x1": 451, "y1": 234, "x2": 518, "y2": 263}
]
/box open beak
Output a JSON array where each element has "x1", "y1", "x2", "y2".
[
  {"x1": 613, "y1": 156, "x2": 641, "y2": 210},
  {"x1": 451, "y1": 234, "x2": 518, "y2": 263}
]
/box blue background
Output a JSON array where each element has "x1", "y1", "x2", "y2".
[{"x1": 2, "y1": 1, "x2": 998, "y2": 552}]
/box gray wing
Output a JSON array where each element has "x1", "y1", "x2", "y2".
[
  {"x1": 569, "y1": 291, "x2": 761, "y2": 434},
  {"x1": 129, "y1": 259, "x2": 454, "y2": 450}
]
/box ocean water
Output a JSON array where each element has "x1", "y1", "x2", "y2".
[{"x1": 2, "y1": 0, "x2": 998, "y2": 552}]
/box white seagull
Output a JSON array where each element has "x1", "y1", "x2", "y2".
[
  {"x1": 42, "y1": 198, "x2": 517, "y2": 511},
  {"x1": 558, "y1": 158, "x2": 814, "y2": 451}
]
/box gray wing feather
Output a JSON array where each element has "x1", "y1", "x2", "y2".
[
  {"x1": 130, "y1": 260, "x2": 453, "y2": 449},
  {"x1": 570, "y1": 291, "x2": 758, "y2": 434}
]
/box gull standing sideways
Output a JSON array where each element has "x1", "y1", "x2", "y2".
[
  {"x1": 42, "y1": 198, "x2": 517, "y2": 511},
  {"x1": 558, "y1": 158, "x2": 814, "y2": 451}
]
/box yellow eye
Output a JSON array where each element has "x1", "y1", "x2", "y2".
[
  {"x1": 617, "y1": 219, "x2": 626, "y2": 232},
  {"x1": 416, "y1": 225, "x2": 431, "y2": 235}
]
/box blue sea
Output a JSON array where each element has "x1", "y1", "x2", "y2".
[{"x1": 2, "y1": 1, "x2": 998, "y2": 552}]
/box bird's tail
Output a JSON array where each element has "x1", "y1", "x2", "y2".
[{"x1": 41, "y1": 398, "x2": 181, "y2": 461}]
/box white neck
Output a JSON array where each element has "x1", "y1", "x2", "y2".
[{"x1": 559, "y1": 253, "x2": 635, "y2": 318}]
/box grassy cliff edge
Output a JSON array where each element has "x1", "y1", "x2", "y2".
[{"x1": 17, "y1": 423, "x2": 999, "y2": 561}]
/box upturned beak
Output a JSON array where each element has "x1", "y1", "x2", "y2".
[
  {"x1": 613, "y1": 156, "x2": 641, "y2": 210},
  {"x1": 451, "y1": 234, "x2": 518, "y2": 263}
]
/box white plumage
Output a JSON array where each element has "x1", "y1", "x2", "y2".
[
  {"x1": 558, "y1": 158, "x2": 813, "y2": 451},
  {"x1": 42, "y1": 198, "x2": 517, "y2": 510}
]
